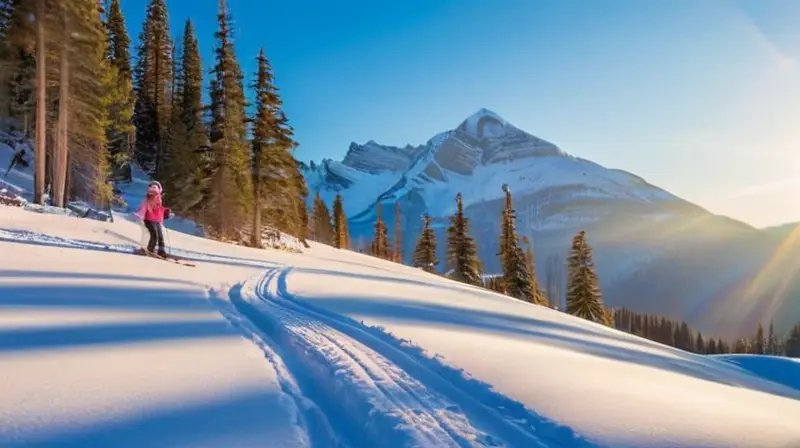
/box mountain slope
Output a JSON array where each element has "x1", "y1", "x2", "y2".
[{"x1": 302, "y1": 109, "x2": 800, "y2": 338}]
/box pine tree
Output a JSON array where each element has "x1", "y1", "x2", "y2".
[
  {"x1": 333, "y1": 193, "x2": 350, "y2": 249},
  {"x1": 523, "y1": 236, "x2": 548, "y2": 305},
  {"x1": 412, "y1": 215, "x2": 438, "y2": 273},
  {"x1": 249, "y1": 47, "x2": 299, "y2": 246},
  {"x1": 104, "y1": 0, "x2": 131, "y2": 77},
  {"x1": 0, "y1": 0, "x2": 35, "y2": 136},
  {"x1": 498, "y1": 185, "x2": 543, "y2": 303},
  {"x1": 785, "y1": 323, "x2": 800, "y2": 357},
  {"x1": 311, "y1": 192, "x2": 334, "y2": 244},
  {"x1": 484, "y1": 276, "x2": 505, "y2": 293},
  {"x1": 205, "y1": 0, "x2": 252, "y2": 237},
  {"x1": 371, "y1": 202, "x2": 390, "y2": 259},
  {"x1": 767, "y1": 320, "x2": 778, "y2": 355},
  {"x1": 161, "y1": 19, "x2": 207, "y2": 215},
  {"x1": 695, "y1": 332, "x2": 705, "y2": 354},
  {"x1": 289, "y1": 163, "x2": 309, "y2": 243},
  {"x1": 42, "y1": 0, "x2": 116, "y2": 206},
  {"x1": 133, "y1": 0, "x2": 172, "y2": 175},
  {"x1": 706, "y1": 337, "x2": 717, "y2": 354},
  {"x1": 393, "y1": 202, "x2": 403, "y2": 262},
  {"x1": 446, "y1": 193, "x2": 483, "y2": 285},
  {"x1": 103, "y1": 0, "x2": 135, "y2": 181},
  {"x1": 753, "y1": 322, "x2": 765, "y2": 354},
  {"x1": 565, "y1": 230, "x2": 608, "y2": 325}
]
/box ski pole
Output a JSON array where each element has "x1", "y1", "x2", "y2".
[{"x1": 164, "y1": 223, "x2": 172, "y2": 257}]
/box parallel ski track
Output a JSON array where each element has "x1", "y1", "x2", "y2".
[{"x1": 232, "y1": 266, "x2": 583, "y2": 448}]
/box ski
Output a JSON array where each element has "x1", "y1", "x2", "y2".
[{"x1": 134, "y1": 248, "x2": 196, "y2": 267}]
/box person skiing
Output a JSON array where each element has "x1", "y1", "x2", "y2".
[{"x1": 134, "y1": 181, "x2": 171, "y2": 258}]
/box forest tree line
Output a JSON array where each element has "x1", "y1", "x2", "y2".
[
  {"x1": 310, "y1": 184, "x2": 613, "y2": 328},
  {"x1": 0, "y1": 0, "x2": 307, "y2": 245}
]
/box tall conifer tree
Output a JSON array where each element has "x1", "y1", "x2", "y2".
[
  {"x1": 523, "y1": 237, "x2": 548, "y2": 305},
  {"x1": 104, "y1": 0, "x2": 135, "y2": 179},
  {"x1": 206, "y1": 0, "x2": 252, "y2": 237},
  {"x1": 250, "y1": 47, "x2": 301, "y2": 245},
  {"x1": 333, "y1": 193, "x2": 350, "y2": 249},
  {"x1": 498, "y1": 185, "x2": 543, "y2": 303},
  {"x1": 371, "y1": 202, "x2": 389, "y2": 259},
  {"x1": 133, "y1": 0, "x2": 172, "y2": 175},
  {"x1": 566, "y1": 230, "x2": 609, "y2": 325},
  {"x1": 412, "y1": 215, "x2": 438, "y2": 273},
  {"x1": 446, "y1": 193, "x2": 482, "y2": 285},
  {"x1": 311, "y1": 192, "x2": 334, "y2": 244}
]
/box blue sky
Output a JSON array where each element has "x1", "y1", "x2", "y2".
[{"x1": 120, "y1": 0, "x2": 800, "y2": 227}]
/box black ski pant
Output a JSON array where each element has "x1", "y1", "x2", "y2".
[{"x1": 144, "y1": 220, "x2": 165, "y2": 254}]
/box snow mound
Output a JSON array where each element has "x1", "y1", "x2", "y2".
[{"x1": 716, "y1": 354, "x2": 800, "y2": 392}]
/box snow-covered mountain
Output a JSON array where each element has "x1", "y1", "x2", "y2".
[{"x1": 303, "y1": 109, "x2": 800, "y2": 338}]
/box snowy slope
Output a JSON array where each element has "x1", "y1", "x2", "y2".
[
  {"x1": 716, "y1": 354, "x2": 800, "y2": 392},
  {"x1": 3, "y1": 205, "x2": 800, "y2": 446}
]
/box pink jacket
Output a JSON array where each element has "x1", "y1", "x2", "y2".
[{"x1": 134, "y1": 184, "x2": 169, "y2": 223}]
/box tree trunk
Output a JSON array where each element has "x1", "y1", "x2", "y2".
[
  {"x1": 54, "y1": 18, "x2": 69, "y2": 208},
  {"x1": 34, "y1": 0, "x2": 46, "y2": 204},
  {"x1": 251, "y1": 153, "x2": 261, "y2": 248}
]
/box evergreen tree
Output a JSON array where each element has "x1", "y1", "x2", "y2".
[
  {"x1": 371, "y1": 202, "x2": 390, "y2": 259},
  {"x1": 311, "y1": 192, "x2": 334, "y2": 244},
  {"x1": 695, "y1": 332, "x2": 705, "y2": 354},
  {"x1": 498, "y1": 185, "x2": 544, "y2": 303},
  {"x1": 754, "y1": 322, "x2": 765, "y2": 354},
  {"x1": 133, "y1": 0, "x2": 172, "y2": 175},
  {"x1": 104, "y1": 0, "x2": 131, "y2": 77},
  {"x1": 249, "y1": 47, "x2": 300, "y2": 245},
  {"x1": 565, "y1": 230, "x2": 609, "y2": 325},
  {"x1": 393, "y1": 202, "x2": 403, "y2": 262},
  {"x1": 523, "y1": 236, "x2": 548, "y2": 305},
  {"x1": 785, "y1": 323, "x2": 800, "y2": 358},
  {"x1": 47, "y1": 0, "x2": 117, "y2": 206},
  {"x1": 767, "y1": 320, "x2": 778, "y2": 355},
  {"x1": 484, "y1": 276, "x2": 505, "y2": 294},
  {"x1": 161, "y1": 19, "x2": 207, "y2": 215},
  {"x1": 103, "y1": 0, "x2": 135, "y2": 180},
  {"x1": 733, "y1": 338, "x2": 749, "y2": 354},
  {"x1": 2, "y1": 0, "x2": 48, "y2": 201},
  {"x1": 412, "y1": 215, "x2": 438, "y2": 273},
  {"x1": 289, "y1": 163, "x2": 309, "y2": 244},
  {"x1": 706, "y1": 337, "x2": 717, "y2": 354},
  {"x1": 446, "y1": 193, "x2": 483, "y2": 285},
  {"x1": 333, "y1": 193, "x2": 350, "y2": 249},
  {"x1": 205, "y1": 0, "x2": 252, "y2": 237}
]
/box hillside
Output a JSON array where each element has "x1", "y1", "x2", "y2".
[
  {"x1": 3, "y1": 175, "x2": 800, "y2": 446},
  {"x1": 302, "y1": 109, "x2": 800, "y2": 338}
]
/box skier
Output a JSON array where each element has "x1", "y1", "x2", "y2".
[{"x1": 134, "y1": 181, "x2": 172, "y2": 258}]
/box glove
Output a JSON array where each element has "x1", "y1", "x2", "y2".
[{"x1": 164, "y1": 208, "x2": 171, "y2": 220}]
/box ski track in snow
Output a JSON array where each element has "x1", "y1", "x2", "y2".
[{"x1": 229, "y1": 266, "x2": 595, "y2": 448}]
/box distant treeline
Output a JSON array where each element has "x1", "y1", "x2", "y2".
[{"x1": 612, "y1": 308, "x2": 800, "y2": 357}]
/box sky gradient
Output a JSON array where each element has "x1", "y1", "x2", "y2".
[{"x1": 120, "y1": 0, "x2": 800, "y2": 228}]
